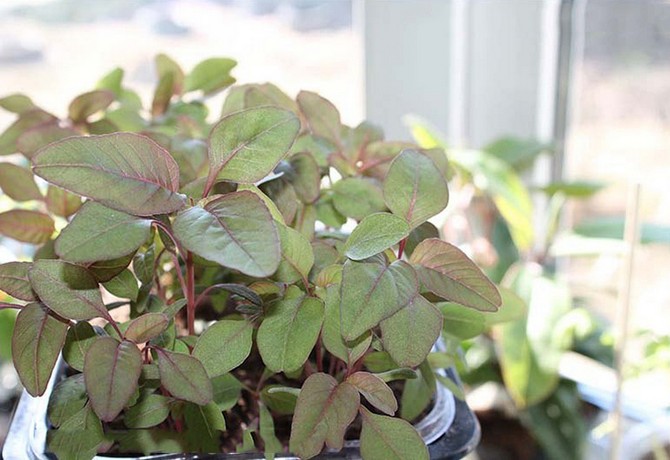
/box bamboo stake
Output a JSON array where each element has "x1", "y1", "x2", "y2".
[{"x1": 610, "y1": 182, "x2": 641, "y2": 460}]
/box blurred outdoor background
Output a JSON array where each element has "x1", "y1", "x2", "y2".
[{"x1": 0, "y1": 0, "x2": 669, "y2": 459}]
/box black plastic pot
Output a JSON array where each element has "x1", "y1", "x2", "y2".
[{"x1": 3, "y1": 360, "x2": 479, "y2": 460}]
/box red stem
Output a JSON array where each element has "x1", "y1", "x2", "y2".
[
  {"x1": 186, "y1": 252, "x2": 196, "y2": 336},
  {"x1": 0, "y1": 303, "x2": 22, "y2": 310},
  {"x1": 397, "y1": 238, "x2": 408, "y2": 259}
]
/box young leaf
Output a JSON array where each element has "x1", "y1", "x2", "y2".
[
  {"x1": 12, "y1": 303, "x2": 68, "y2": 396},
  {"x1": 156, "y1": 348, "x2": 213, "y2": 405},
  {"x1": 409, "y1": 238, "x2": 501, "y2": 312},
  {"x1": 0, "y1": 261, "x2": 36, "y2": 301},
  {"x1": 185, "y1": 57, "x2": 237, "y2": 95},
  {"x1": 0, "y1": 209, "x2": 54, "y2": 244},
  {"x1": 47, "y1": 374, "x2": 87, "y2": 427},
  {"x1": 359, "y1": 406, "x2": 429, "y2": 460},
  {"x1": 55, "y1": 202, "x2": 152, "y2": 263},
  {"x1": 275, "y1": 224, "x2": 314, "y2": 283},
  {"x1": 68, "y1": 90, "x2": 114, "y2": 123},
  {"x1": 257, "y1": 288, "x2": 324, "y2": 373},
  {"x1": 0, "y1": 109, "x2": 57, "y2": 156},
  {"x1": 296, "y1": 91, "x2": 341, "y2": 145},
  {"x1": 244, "y1": 82, "x2": 297, "y2": 112},
  {"x1": 173, "y1": 191, "x2": 281, "y2": 277},
  {"x1": 259, "y1": 402, "x2": 282, "y2": 460},
  {"x1": 289, "y1": 152, "x2": 321, "y2": 203},
  {"x1": 17, "y1": 124, "x2": 78, "y2": 159},
  {"x1": 340, "y1": 257, "x2": 418, "y2": 341},
  {"x1": 0, "y1": 162, "x2": 42, "y2": 201},
  {"x1": 63, "y1": 322, "x2": 101, "y2": 371},
  {"x1": 102, "y1": 269, "x2": 139, "y2": 301},
  {"x1": 347, "y1": 372, "x2": 398, "y2": 416},
  {"x1": 212, "y1": 373, "x2": 243, "y2": 411},
  {"x1": 344, "y1": 212, "x2": 410, "y2": 261},
  {"x1": 332, "y1": 177, "x2": 386, "y2": 221},
  {"x1": 438, "y1": 302, "x2": 486, "y2": 340},
  {"x1": 84, "y1": 337, "x2": 142, "y2": 421},
  {"x1": 45, "y1": 186, "x2": 82, "y2": 218},
  {"x1": 400, "y1": 362, "x2": 433, "y2": 421},
  {"x1": 125, "y1": 313, "x2": 169, "y2": 343},
  {"x1": 46, "y1": 404, "x2": 104, "y2": 460},
  {"x1": 383, "y1": 149, "x2": 449, "y2": 229},
  {"x1": 32, "y1": 133, "x2": 186, "y2": 216},
  {"x1": 0, "y1": 93, "x2": 35, "y2": 113},
  {"x1": 124, "y1": 394, "x2": 171, "y2": 429},
  {"x1": 193, "y1": 316, "x2": 253, "y2": 377},
  {"x1": 183, "y1": 401, "x2": 227, "y2": 452},
  {"x1": 380, "y1": 295, "x2": 443, "y2": 367},
  {"x1": 289, "y1": 373, "x2": 360, "y2": 459},
  {"x1": 206, "y1": 106, "x2": 299, "y2": 186},
  {"x1": 321, "y1": 284, "x2": 371, "y2": 366},
  {"x1": 29, "y1": 260, "x2": 109, "y2": 321}
]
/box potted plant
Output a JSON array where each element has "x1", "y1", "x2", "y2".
[{"x1": 0, "y1": 55, "x2": 505, "y2": 459}]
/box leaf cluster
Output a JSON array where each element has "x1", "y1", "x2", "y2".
[{"x1": 0, "y1": 55, "x2": 504, "y2": 459}]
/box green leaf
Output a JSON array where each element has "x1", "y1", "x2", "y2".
[
  {"x1": 344, "y1": 212, "x2": 410, "y2": 260},
  {"x1": 193, "y1": 316, "x2": 253, "y2": 377},
  {"x1": 340, "y1": 257, "x2": 418, "y2": 341},
  {"x1": 289, "y1": 152, "x2": 321, "y2": 203},
  {"x1": 332, "y1": 177, "x2": 386, "y2": 220},
  {"x1": 63, "y1": 322, "x2": 100, "y2": 371},
  {"x1": 374, "y1": 368, "x2": 418, "y2": 383},
  {"x1": 410, "y1": 238, "x2": 501, "y2": 312},
  {"x1": 574, "y1": 217, "x2": 670, "y2": 245},
  {"x1": 185, "y1": 57, "x2": 237, "y2": 95},
  {"x1": 0, "y1": 261, "x2": 36, "y2": 301},
  {"x1": 297, "y1": 91, "x2": 341, "y2": 145},
  {"x1": 0, "y1": 109, "x2": 57, "y2": 156},
  {"x1": 381, "y1": 295, "x2": 442, "y2": 367},
  {"x1": 183, "y1": 401, "x2": 227, "y2": 452},
  {"x1": 244, "y1": 83, "x2": 297, "y2": 112},
  {"x1": 258, "y1": 287, "x2": 324, "y2": 373},
  {"x1": 289, "y1": 373, "x2": 360, "y2": 459},
  {"x1": 537, "y1": 180, "x2": 605, "y2": 198},
  {"x1": 347, "y1": 372, "x2": 397, "y2": 415},
  {"x1": 174, "y1": 191, "x2": 280, "y2": 277},
  {"x1": 88, "y1": 253, "x2": 134, "y2": 282},
  {"x1": 236, "y1": 429, "x2": 256, "y2": 453},
  {"x1": 156, "y1": 53, "x2": 185, "y2": 94},
  {"x1": 237, "y1": 183, "x2": 285, "y2": 223},
  {"x1": 0, "y1": 209, "x2": 54, "y2": 244},
  {"x1": 132, "y1": 246, "x2": 155, "y2": 285},
  {"x1": 12, "y1": 303, "x2": 67, "y2": 396},
  {"x1": 450, "y1": 148, "x2": 534, "y2": 250},
  {"x1": 157, "y1": 348, "x2": 213, "y2": 405},
  {"x1": 206, "y1": 106, "x2": 299, "y2": 187},
  {"x1": 47, "y1": 374, "x2": 87, "y2": 427},
  {"x1": 400, "y1": 362, "x2": 433, "y2": 421},
  {"x1": 212, "y1": 373, "x2": 243, "y2": 411},
  {"x1": 33, "y1": 133, "x2": 186, "y2": 216},
  {"x1": 359, "y1": 406, "x2": 429, "y2": 460},
  {"x1": 261, "y1": 384, "x2": 298, "y2": 415},
  {"x1": 55, "y1": 202, "x2": 152, "y2": 263},
  {"x1": 16, "y1": 124, "x2": 78, "y2": 159},
  {"x1": 259, "y1": 402, "x2": 282, "y2": 460},
  {"x1": 45, "y1": 186, "x2": 82, "y2": 218},
  {"x1": 96, "y1": 67, "x2": 124, "y2": 97},
  {"x1": 29, "y1": 260, "x2": 110, "y2": 321},
  {"x1": 483, "y1": 287, "x2": 527, "y2": 327},
  {"x1": 438, "y1": 302, "x2": 486, "y2": 341},
  {"x1": 383, "y1": 149, "x2": 449, "y2": 229},
  {"x1": 404, "y1": 221, "x2": 439, "y2": 258},
  {"x1": 0, "y1": 93, "x2": 35, "y2": 113},
  {"x1": 102, "y1": 269, "x2": 139, "y2": 301},
  {"x1": 484, "y1": 136, "x2": 549, "y2": 170},
  {"x1": 275, "y1": 223, "x2": 314, "y2": 283},
  {"x1": 124, "y1": 394, "x2": 170, "y2": 429},
  {"x1": 114, "y1": 428, "x2": 186, "y2": 455},
  {"x1": 0, "y1": 162, "x2": 42, "y2": 201},
  {"x1": 46, "y1": 404, "x2": 104, "y2": 460},
  {"x1": 321, "y1": 284, "x2": 371, "y2": 366},
  {"x1": 68, "y1": 90, "x2": 114, "y2": 123},
  {"x1": 125, "y1": 313, "x2": 169, "y2": 343},
  {"x1": 84, "y1": 337, "x2": 142, "y2": 421}
]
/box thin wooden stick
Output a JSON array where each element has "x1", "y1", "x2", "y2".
[{"x1": 610, "y1": 182, "x2": 641, "y2": 460}]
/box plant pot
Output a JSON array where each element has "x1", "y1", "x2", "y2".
[{"x1": 3, "y1": 360, "x2": 479, "y2": 460}]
